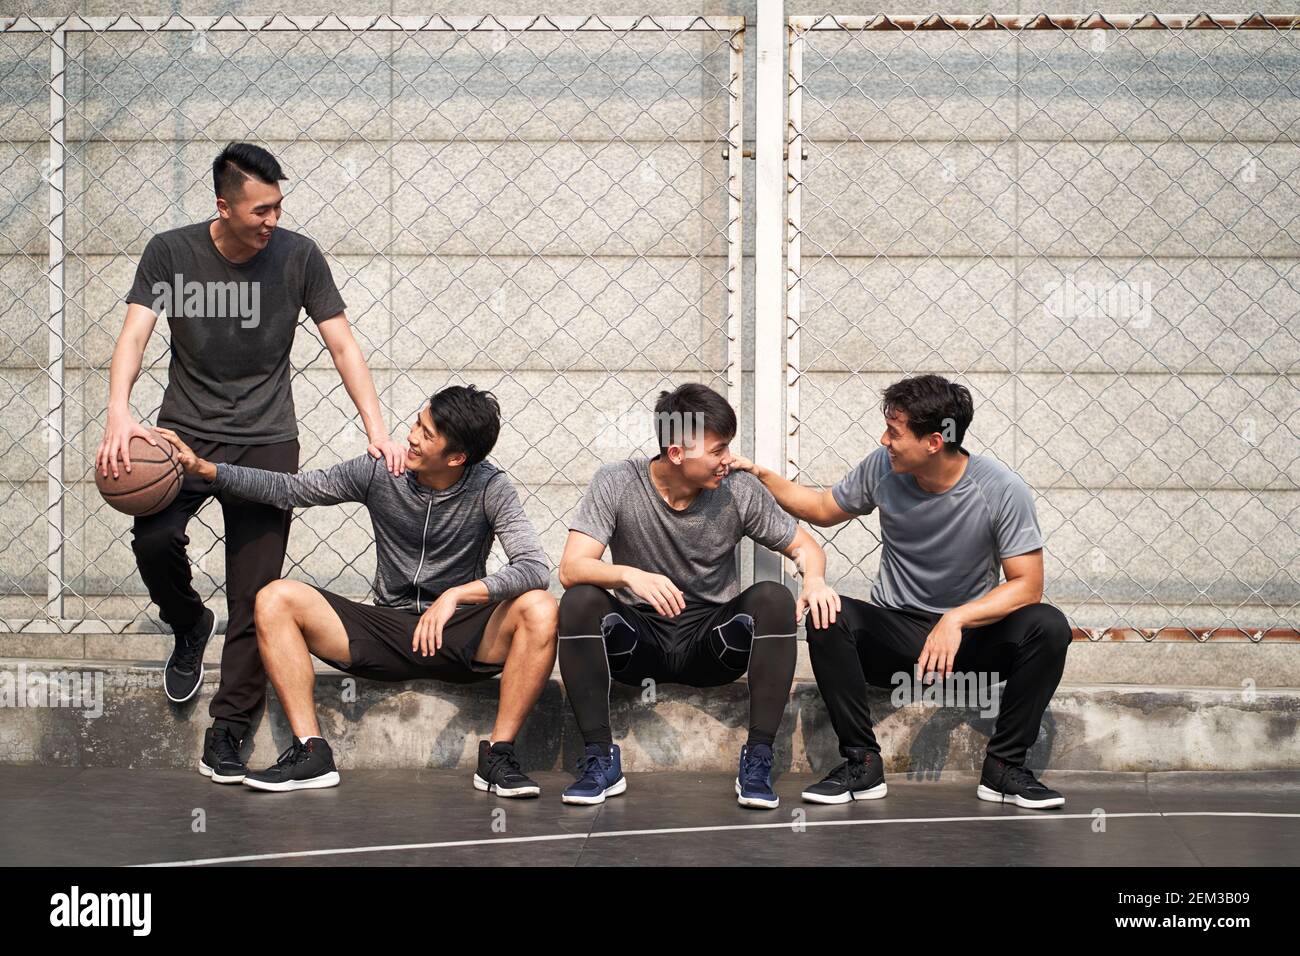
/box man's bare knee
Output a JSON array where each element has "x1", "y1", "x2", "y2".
[
  {"x1": 518, "y1": 590, "x2": 558, "y2": 641},
  {"x1": 254, "y1": 579, "x2": 301, "y2": 636}
]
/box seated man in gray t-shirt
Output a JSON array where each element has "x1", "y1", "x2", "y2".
[
  {"x1": 731, "y1": 375, "x2": 1073, "y2": 811},
  {"x1": 557, "y1": 384, "x2": 840, "y2": 811}
]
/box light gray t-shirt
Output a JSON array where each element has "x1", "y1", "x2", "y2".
[
  {"x1": 832, "y1": 447, "x2": 1044, "y2": 613},
  {"x1": 570, "y1": 456, "x2": 798, "y2": 605}
]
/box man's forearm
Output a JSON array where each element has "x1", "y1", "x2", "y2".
[
  {"x1": 331, "y1": 339, "x2": 389, "y2": 443},
  {"x1": 750, "y1": 464, "x2": 829, "y2": 525},
  {"x1": 107, "y1": 337, "x2": 144, "y2": 419},
  {"x1": 443, "y1": 580, "x2": 490, "y2": 605},
  {"x1": 559, "y1": 557, "x2": 632, "y2": 591},
  {"x1": 796, "y1": 544, "x2": 827, "y2": 583},
  {"x1": 946, "y1": 578, "x2": 1041, "y2": 629}
]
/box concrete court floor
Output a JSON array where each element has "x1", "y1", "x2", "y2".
[{"x1": 0, "y1": 767, "x2": 1296, "y2": 867}]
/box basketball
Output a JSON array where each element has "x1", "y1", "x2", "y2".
[{"x1": 95, "y1": 431, "x2": 184, "y2": 517}]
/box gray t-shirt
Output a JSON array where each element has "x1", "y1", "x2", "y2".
[
  {"x1": 125, "y1": 220, "x2": 347, "y2": 445},
  {"x1": 570, "y1": 456, "x2": 798, "y2": 605},
  {"x1": 831, "y1": 447, "x2": 1044, "y2": 613}
]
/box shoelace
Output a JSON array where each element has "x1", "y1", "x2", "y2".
[
  {"x1": 486, "y1": 747, "x2": 523, "y2": 781},
  {"x1": 1004, "y1": 765, "x2": 1043, "y2": 791},
  {"x1": 211, "y1": 729, "x2": 244, "y2": 766},
  {"x1": 171, "y1": 632, "x2": 206, "y2": 674},
  {"x1": 823, "y1": 758, "x2": 859, "y2": 786},
  {"x1": 575, "y1": 752, "x2": 612, "y2": 782},
  {"x1": 270, "y1": 740, "x2": 312, "y2": 769},
  {"x1": 740, "y1": 748, "x2": 774, "y2": 789}
]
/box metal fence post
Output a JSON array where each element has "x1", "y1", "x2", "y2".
[
  {"x1": 46, "y1": 26, "x2": 66, "y2": 623},
  {"x1": 753, "y1": 0, "x2": 786, "y2": 585}
]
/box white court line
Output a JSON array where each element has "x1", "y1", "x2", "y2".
[{"x1": 134, "y1": 811, "x2": 1300, "y2": 867}]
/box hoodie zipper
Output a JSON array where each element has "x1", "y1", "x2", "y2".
[{"x1": 413, "y1": 497, "x2": 433, "y2": 612}]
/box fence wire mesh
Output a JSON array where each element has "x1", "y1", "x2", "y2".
[
  {"x1": 2, "y1": 11, "x2": 1296, "y2": 643},
  {"x1": 0, "y1": 14, "x2": 743, "y2": 632},
  {"x1": 786, "y1": 13, "x2": 1299, "y2": 640}
]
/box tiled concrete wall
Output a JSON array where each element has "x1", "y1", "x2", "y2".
[{"x1": 788, "y1": 12, "x2": 1300, "y2": 629}]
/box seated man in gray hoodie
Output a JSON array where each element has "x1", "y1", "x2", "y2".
[{"x1": 155, "y1": 384, "x2": 556, "y2": 797}]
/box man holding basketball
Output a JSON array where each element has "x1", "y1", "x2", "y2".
[
  {"x1": 729, "y1": 375, "x2": 1073, "y2": 810},
  {"x1": 95, "y1": 143, "x2": 406, "y2": 785}
]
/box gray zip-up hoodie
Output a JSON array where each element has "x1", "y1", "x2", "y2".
[{"x1": 211, "y1": 455, "x2": 551, "y2": 612}]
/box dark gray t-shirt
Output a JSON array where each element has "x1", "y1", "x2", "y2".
[
  {"x1": 125, "y1": 220, "x2": 346, "y2": 444},
  {"x1": 570, "y1": 456, "x2": 798, "y2": 605},
  {"x1": 831, "y1": 447, "x2": 1044, "y2": 613}
]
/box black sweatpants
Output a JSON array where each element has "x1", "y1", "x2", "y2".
[
  {"x1": 558, "y1": 581, "x2": 797, "y2": 749},
  {"x1": 807, "y1": 596, "x2": 1072, "y2": 765},
  {"x1": 130, "y1": 428, "x2": 299, "y2": 736}
]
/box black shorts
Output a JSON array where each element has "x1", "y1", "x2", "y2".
[{"x1": 309, "y1": 585, "x2": 504, "y2": 684}]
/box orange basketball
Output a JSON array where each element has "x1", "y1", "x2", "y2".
[{"x1": 95, "y1": 432, "x2": 184, "y2": 517}]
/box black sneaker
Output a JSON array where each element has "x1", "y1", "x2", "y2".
[
  {"x1": 165, "y1": 607, "x2": 216, "y2": 703},
  {"x1": 243, "y1": 738, "x2": 340, "y2": 792},
  {"x1": 977, "y1": 755, "x2": 1065, "y2": 809},
  {"x1": 198, "y1": 724, "x2": 247, "y2": 784},
  {"x1": 801, "y1": 748, "x2": 888, "y2": 804},
  {"x1": 473, "y1": 740, "x2": 541, "y2": 798}
]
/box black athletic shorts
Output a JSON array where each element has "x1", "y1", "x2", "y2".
[{"x1": 309, "y1": 585, "x2": 504, "y2": 684}]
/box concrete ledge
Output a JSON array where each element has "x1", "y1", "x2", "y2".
[
  {"x1": 1, "y1": 658, "x2": 1296, "y2": 774},
  {"x1": 2, "y1": 632, "x2": 1297, "y2": 686}
]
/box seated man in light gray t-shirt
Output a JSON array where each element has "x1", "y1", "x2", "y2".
[
  {"x1": 557, "y1": 383, "x2": 840, "y2": 811},
  {"x1": 731, "y1": 374, "x2": 1073, "y2": 811}
]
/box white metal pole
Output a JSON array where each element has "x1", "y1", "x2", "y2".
[
  {"x1": 47, "y1": 26, "x2": 66, "y2": 623},
  {"x1": 753, "y1": 0, "x2": 785, "y2": 584}
]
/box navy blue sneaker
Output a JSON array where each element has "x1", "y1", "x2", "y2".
[
  {"x1": 561, "y1": 743, "x2": 626, "y2": 806},
  {"x1": 735, "y1": 743, "x2": 779, "y2": 809}
]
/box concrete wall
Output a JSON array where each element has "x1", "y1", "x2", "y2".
[{"x1": 1, "y1": 3, "x2": 1297, "y2": 635}]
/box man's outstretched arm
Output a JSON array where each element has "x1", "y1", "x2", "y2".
[
  {"x1": 155, "y1": 427, "x2": 374, "y2": 510},
  {"x1": 727, "y1": 454, "x2": 855, "y2": 527}
]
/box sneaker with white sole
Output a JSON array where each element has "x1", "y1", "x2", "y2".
[
  {"x1": 198, "y1": 724, "x2": 247, "y2": 784},
  {"x1": 242, "y1": 738, "x2": 340, "y2": 792},
  {"x1": 801, "y1": 748, "x2": 888, "y2": 804},
  {"x1": 165, "y1": 607, "x2": 215, "y2": 703},
  {"x1": 473, "y1": 740, "x2": 541, "y2": 798},
  {"x1": 735, "y1": 743, "x2": 779, "y2": 809},
  {"x1": 561, "y1": 743, "x2": 626, "y2": 805},
  {"x1": 976, "y1": 755, "x2": 1064, "y2": 809}
]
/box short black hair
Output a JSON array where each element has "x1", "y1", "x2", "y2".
[
  {"x1": 427, "y1": 384, "x2": 501, "y2": 468},
  {"x1": 881, "y1": 374, "x2": 973, "y2": 454},
  {"x1": 653, "y1": 383, "x2": 737, "y2": 454},
  {"x1": 213, "y1": 142, "x2": 286, "y2": 200}
]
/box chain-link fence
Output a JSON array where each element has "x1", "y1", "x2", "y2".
[
  {"x1": 786, "y1": 13, "x2": 1299, "y2": 639},
  {"x1": 0, "y1": 13, "x2": 743, "y2": 632},
  {"x1": 2, "y1": 11, "x2": 1297, "y2": 642}
]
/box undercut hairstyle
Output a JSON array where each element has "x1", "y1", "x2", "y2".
[
  {"x1": 880, "y1": 374, "x2": 974, "y2": 454},
  {"x1": 212, "y1": 142, "x2": 287, "y2": 200},
  {"x1": 653, "y1": 383, "x2": 737, "y2": 455},
  {"x1": 427, "y1": 384, "x2": 501, "y2": 468}
]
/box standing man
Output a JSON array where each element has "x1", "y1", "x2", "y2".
[
  {"x1": 95, "y1": 142, "x2": 408, "y2": 785},
  {"x1": 730, "y1": 375, "x2": 1073, "y2": 809}
]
